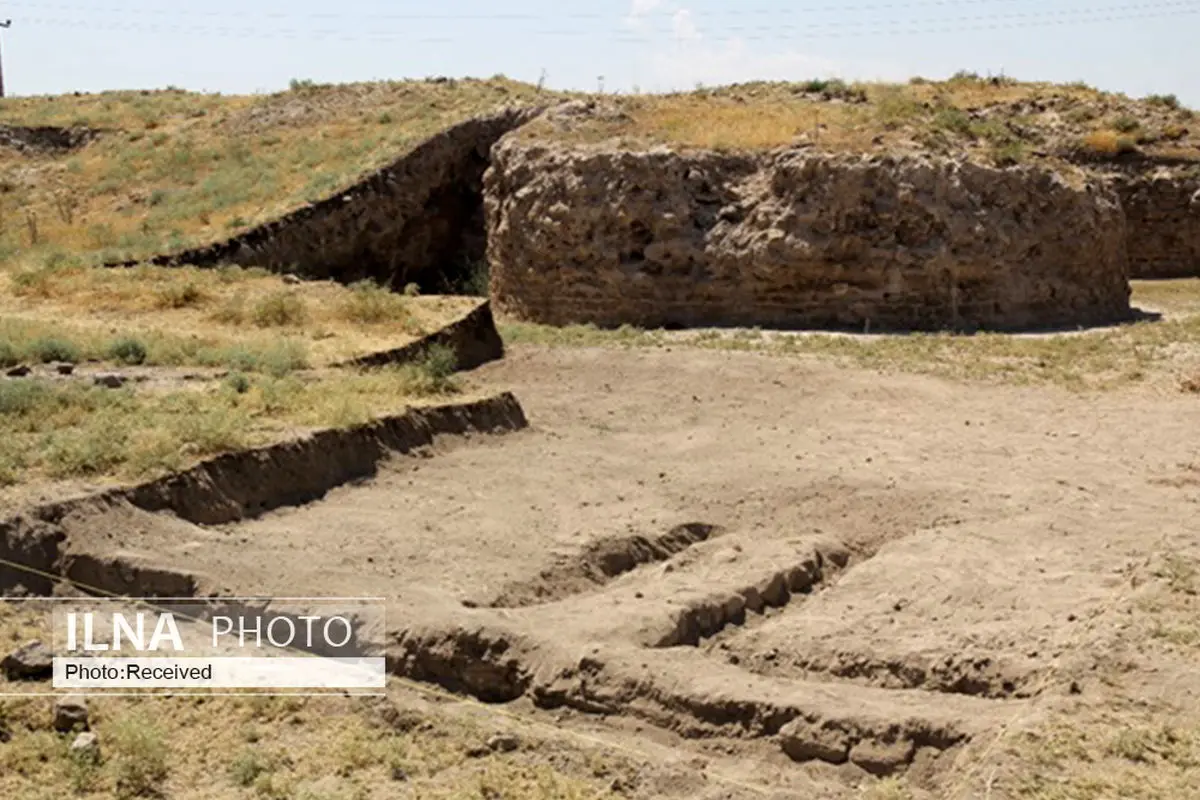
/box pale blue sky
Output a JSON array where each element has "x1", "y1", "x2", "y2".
[{"x1": 3, "y1": 0, "x2": 1197, "y2": 105}]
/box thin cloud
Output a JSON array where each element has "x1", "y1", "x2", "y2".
[{"x1": 625, "y1": 0, "x2": 903, "y2": 90}]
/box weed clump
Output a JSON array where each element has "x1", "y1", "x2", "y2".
[
  {"x1": 107, "y1": 336, "x2": 148, "y2": 365},
  {"x1": 225, "y1": 372, "x2": 251, "y2": 394},
  {"x1": 1112, "y1": 115, "x2": 1141, "y2": 134},
  {"x1": 0, "y1": 379, "x2": 54, "y2": 416},
  {"x1": 1146, "y1": 93, "x2": 1181, "y2": 110},
  {"x1": 110, "y1": 713, "x2": 169, "y2": 798},
  {"x1": 252, "y1": 291, "x2": 308, "y2": 327},
  {"x1": 154, "y1": 281, "x2": 205, "y2": 309},
  {"x1": 1081, "y1": 131, "x2": 1139, "y2": 156},
  {"x1": 0, "y1": 340, "x2": 18, "y2": 368},
  {"x1": 28, "y1": 336, "x2": 80, "y2": 364},
  {"x1": 401, "y1": 344, "x2": 459, "y2": 395},
  {"x1": 339, "y1": 281, "x2": 409, "y2": 325}
]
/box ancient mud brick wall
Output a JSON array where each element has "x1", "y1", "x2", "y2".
[
  {"x1": 485, "y1": 141, "x2": 1132, "y2": 332},
  {"x1": 1113, "y1": 173, "x2": 1200, "y2": 279},
  {"x1": 153, "y1": 107, "x2": 543, "y2": 291}
]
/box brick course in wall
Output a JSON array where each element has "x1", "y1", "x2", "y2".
[
  {"x1": 1113, "y1": 173, "x2": 1200, "y2": 279},
  {"x1": 485, "y1": 140, "x2": 1133, "y2": 332}
]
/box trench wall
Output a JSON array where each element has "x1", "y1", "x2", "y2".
[
  {"x1": 1114, "y1": 173, "x2": 1200, "y2": 279},
  {"x1": 485, "y1": 141, "x2": 1133, "y2": 332},
  {"x1": 147, "y1": 106, "x2": 544, "y2": 292}
]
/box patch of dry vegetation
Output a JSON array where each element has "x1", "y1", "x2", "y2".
[
  {"x1": 0, "y1": 261, "x2": 479, "y2": 367},
  {"x1": 0, "y1": 77, "x2": 556, "y2": 266},
  {"x1": 519, "y1": 75, "x2": 1197, "y2": 169},
  {"x1": 0, "y1": 345, "x2": 462, "y2": 490},
  {"x1": 0, "y1": 605, "x2": 623, "y2": 800}
]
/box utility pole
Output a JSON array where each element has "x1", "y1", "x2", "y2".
[{"x1": 0, "y1": 21, "x2": 10, "y2": 99}]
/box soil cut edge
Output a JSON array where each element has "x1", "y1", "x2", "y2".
[{"x1": 0, "y1": 392, "x2": 529, "y2": 596}]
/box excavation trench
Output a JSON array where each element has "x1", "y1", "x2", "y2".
[
  {"x1": 137, "y1": 107, "x2": 545, "y2": 294},
  {"x1": 0, "y1": 394, "x2": 529, "y2": 598}
]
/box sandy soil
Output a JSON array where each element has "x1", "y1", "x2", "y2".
[{"x1": 52, "y1": 344, "x2": 1200, "y2": 798}]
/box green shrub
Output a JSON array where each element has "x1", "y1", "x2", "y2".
[
  {"x1": 1112, "y1": 115, "x2": 1141, "y2": 133},
  {"x1": 0, "y1": 380, "x2": 52, "y2": 416},
  {"x1": 0, "y1": 340, "x2": 18, "y2": 368},
  {"x1": 932, "y1": 108, "x2": 972, "y2": 136},
  {"x1": 225, "y1": 372, "x2": 251, "y2": 394},
  {"x1": 397, "y1": 344, "x2": 459, "y2": 396},
  {"x1": 219, "y1": 342, "x2": 307, "y2": 377},
  {"x1": 339, "y1": 281, "x2": 408, "y2": 324},
  {"x1": 44, "y1": 423, "x2": 129, "y2": 478},
  {"x1": 110, "y1": 714, "x2": 168, "y2": 799},
  {"x1": 991, "y1": 141, "x2": 1025, "y2": 166},
  {"x1": 107, "y1": 336, "x2": 148, "y2": 365},
  {"x1": 0, "y1": 450, "x2": 23, "y2": 486},
  {"x1": 260, "y1": 341, "x2": 308, "y2": 378},
  {"x1": 230, "y1": 749, "x2": 272, "y2": 787},
  {"x1": 29, "y1": 336, "x2": 80, "y2": 364},
  {"x1": 1146, "y1": 93, "x2": 1181, "y2": 110},
  {"x1": 251, "y1": 291, "x2": 307, "y2": 327}
]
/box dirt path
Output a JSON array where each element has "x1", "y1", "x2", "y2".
[{"x1": 62, "y1": 344, "x2": 1200, "y2": 798}]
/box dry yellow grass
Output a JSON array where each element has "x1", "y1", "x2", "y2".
[
  {"x1": 517, "y1": 77, "x2": 1196, "y2": 168},
  {"x1": 0, "y1": 606, "x2": 624, "y2": 800},
  {"x1": 1080, "y1": 130, "x2": 1138, "y2": 156},
  {"x1": 0, "y1": 262, "x2": 478, "y2": 368},
  {"x1": 1, "y1": 75, "x2": 1192, "y2": 276},
  {"x1": 0, "y1": 347, "x2": 465, "y2": 503},
  {"x1": 0, "y1": 78, "x2": 555, "y2": 266}
]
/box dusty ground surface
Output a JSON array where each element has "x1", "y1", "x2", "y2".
[{"x1": 38, "y1": 340, "x2": 1200, "y2": 798}]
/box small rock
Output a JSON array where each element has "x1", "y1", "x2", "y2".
[
  {"x1": 389, "y1": 764, "x2": 409, "y2": 781},
  {"x1": 282, "y1": 274, "x2": 302, "y2": 285},
  {"x1": 2, "y1": 640, "x2": 53, "y2": 680},
  {"x1": 5, "y1": 365, "x2": 30, "y2": 377},
  {"x1": 70, "y1": 732, "x2": 100, "y2": 762},
  {"x1": 487, "y1": 733, "x2": 520, "y2": 753},
  {"x1": 93, "y1": 374, "x2": 126, "y2": 389},
  {"x1": 54, "y1": 695, "x2": 89, "y2": 733},
  {"x1": 465, "y1": 745, "x2": 491, "y2": 759},
  {"x1": 54, "y1": 363, "x2": 75, "y2": 375}
]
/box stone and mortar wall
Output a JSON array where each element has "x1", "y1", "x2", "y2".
[
  {"x1": 485, "y1": 140, "x2": 1132, "y2": 332},
  {"x1": 1111, "y1": 171, "x2": 1200, "y2": 279},
  {"x1": 153, "y1": 106, "x2": 544, "y2": 291}
]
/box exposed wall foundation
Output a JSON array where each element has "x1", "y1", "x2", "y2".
[{"x1": 485, "y1": 141, "x2": 1133, "y2": 332}]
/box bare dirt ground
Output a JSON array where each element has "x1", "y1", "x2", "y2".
[{"x1": 48, "y1": 342, "x2": 1200, "y2": 798}]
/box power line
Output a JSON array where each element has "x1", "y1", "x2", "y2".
[
  {"x1": 0, "y1": 0, "x2": 1056, "y2": 21},
  {"x1": 1, "y1": 0, "x2": 1193, "y2": 24},
  {"x1": 12, "y1": 3, "x2": 1200, "y2": 42}
]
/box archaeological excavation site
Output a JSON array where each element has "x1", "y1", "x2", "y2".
[{"x1": 3, "y1": 76, "x2": 1200, "y2": 799}]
